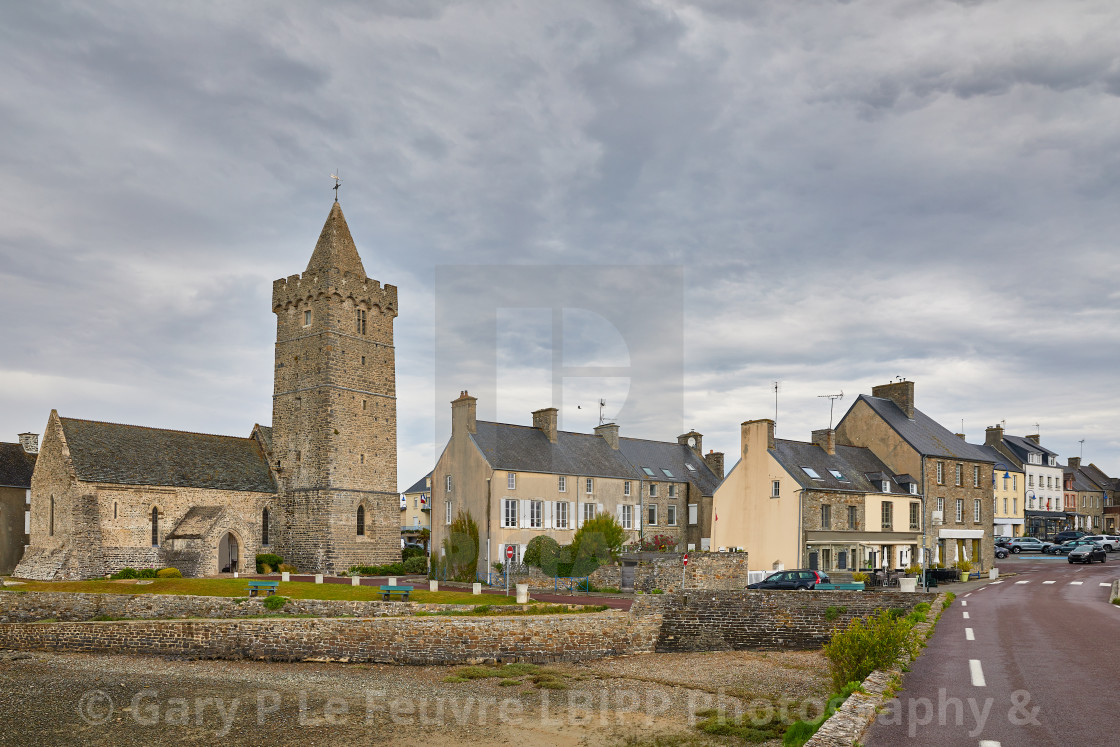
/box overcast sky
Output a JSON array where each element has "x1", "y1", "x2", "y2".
[{"x1": 2, "y1": 0, "x2": 1119, "y2": 488}]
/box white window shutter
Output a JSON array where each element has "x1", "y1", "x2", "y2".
[
  {"x1": 520, "y1": 499, "x2": 529, "y2": 529},
  {"x1": 597, "y1": 502, "x2": 604, "y2": 517},
  {"x1": 616, "y1": 504, "x2": 623, "y2": 524},
  {"x1": 574, "y1": 502, "x2": 582, "y2": 529},
  {"x1": 544, "y1": 501, "x2": 553, "y2": 530},
  {"x1": 568, "y1": 501, "x2": 575, "y2": 529},
  {"x1": 635, "y1": 504, "x2": 642, "y2": 530}
]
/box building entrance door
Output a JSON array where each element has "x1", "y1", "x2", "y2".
[{"x1": 218, "y1": 532, "x2": 239, "y2": 573}]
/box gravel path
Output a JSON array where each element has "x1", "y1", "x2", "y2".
[{"x1": 0, "y1": 649, "x2": 829, "y2": 746}]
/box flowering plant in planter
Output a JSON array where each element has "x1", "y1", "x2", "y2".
[{"x1": 638, "y1": 534, "x2": 679, "y2": 552}]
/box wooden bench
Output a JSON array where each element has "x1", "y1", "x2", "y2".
[
  {"x1": 815, "y1": 582, "x2": 865, "y2": 591},
  {"x1": 247, "y1": 580, "x2": 279, "y2": 597},
  {"x1": 379, "y1": 585, "x2": 413, "y2": 601}
]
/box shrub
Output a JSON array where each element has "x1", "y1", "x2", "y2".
[
  {"x1": 570, "y1": 514, "x2": 625, "y2": 576},
  {"x1": 637, "y1": 534, "x2": 678, "y2": 552},
  {"x1": 263, "y1": 595, "x2": 287, "y2": 611},
  {"x1": 954, "y1": 559, "x2": 974, "y2": 573},
  {"x1": 256, "y1": 553, "x2": 284, "y2": 574},
  {"x1": 440, "y1": 509, "x2": 480, "y2": 582},
  {"x1": 138, "y1": 568, "x2": 158, "y2": 579},
  {"x1": 523, "y1": 535, "x2": 561, "y2": 570},
  {"x1": 403, "y1": 555, "x2": 427, "y2": 574},
  {"x1": 824, "y1": 605, "x2": 847, "y2": 622},
  {"x1": 260, "y1": 564, "x2": 273, "y2": 574},
  {"x1": 111, "y1": 567, "x2": 139, "y2": 580},
  {"x1": 851, "y1": 572, "x2": 869, "y2": 583},
  {"x1": 156, "y1": 567, "x2": 182, "y2": 579},
  {"x1": 402, "y1": 546, "x2": 424, "y2": 562},
  {"x1": 822, "y1": 609, "x2": 919, "y2": 692},
  {"x1": 349, "y1": 563, "x2": 406, "y2": 576},
  {"x1": 278, "y1": 563, "x2": 298, "y2": 573},
  {"x1": 781, "y1": 681, "x2": 862, "y2": 747}
]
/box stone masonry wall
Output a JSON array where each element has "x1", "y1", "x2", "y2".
[
  {"x1": 642, "y1": 589, "x2": 936, "y2": 652},
  {"x1": 508, "y1": 551, "x2": 749, "y2": 594},
  {"x1": 0, "y1": 610, "x2": 658, "y2": 665}
]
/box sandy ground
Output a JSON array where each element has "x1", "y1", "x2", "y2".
[{"x1": 0, "y1": 649, "x2": 830, "y2": 746}]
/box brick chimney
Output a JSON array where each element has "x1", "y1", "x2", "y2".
[
  {"x1": 594, "y1": 422, "x2": 619, "y2": 450},
  {"x1": 742, "y1": 418, "x2": 776, "y2": 455},
  {"x1": 704, "y1": 449, "x2": 725, "y2": 479},
  {"x1": 954, "y1": 433, "x2": 966, "y2": 440},
  {"x1": 677, "y1": 430, "x2": 703, "y2": 457},
  {"x1": 872, "y1": 380, "x2": 915, "y2": 419},
  {"x1": 18, "y1": 433, "x2": 39, "y2": 454},
  {"x1": 532, "y1": 407, "x2": 558, "y2": 443},
  {"x1": 811, "y1": 428, "x2": 836, "y2": 455},
  {"x1": 451, "y1": 391, "x2": 477, "y2": 435},
  {"x1": 1026, "y1": 434, "x2": 1041, "y2": 445},
  {"x1": 985, "y1": 425, "x2": 1004, "y2": 448},
  {"x1": 1068, "y1": 457, "x2": 1081, "y2": 470}
]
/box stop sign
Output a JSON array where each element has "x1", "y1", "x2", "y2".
[
  {"x1": 683, "y1": 552, "x2": 689, "y2": 566},
  {"x1": 506, "y1": 545, "x2": 515, "y2": 560}
]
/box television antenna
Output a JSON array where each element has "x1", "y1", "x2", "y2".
[
  {"x1": 331, "y1": 170, "x2": 342, "y2": 201},
  {"x1": 772, "y1": 381, "x2": 780, "y2": 429},
  {"x1": 1079, "y1": 439, "x2": 1085, "y2": 459},
  {"x1": 817, "y1": 391, "x2": 844, "y2": 429},
  {"x1": 598, "y1": 398, "x2": 607, "y2": 426}
]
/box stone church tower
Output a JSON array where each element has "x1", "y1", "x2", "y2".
[{"x1": 271, "y1": 201, "x2": 400, "y2": 572}]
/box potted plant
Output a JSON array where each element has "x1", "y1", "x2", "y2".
[{"x1": 955, "y1": 559, "x2": 974, "y2": 582}]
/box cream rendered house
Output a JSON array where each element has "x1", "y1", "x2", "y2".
[
  {"x1": 976, "y1": 445, "x2": 1024, "y2": 537},
  {"x1": 712, "y1": 419, "x2": 922, "y2": 573}
]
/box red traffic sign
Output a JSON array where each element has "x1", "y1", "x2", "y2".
[
  {"x1": 505, "y1": 545, "x2": 515, "y2": 560},
  {"x1": 682, "y1": 553, "x2": 689, "y2": 566}
]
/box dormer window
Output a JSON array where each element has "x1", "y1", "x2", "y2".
[
  {"x1": 881, "y1": 480, "x2": 891, "y2": 493},
  {"x1": 1048, "y1": 456, "x2": 1056, "y2": 466},
  {"x1": 909, "y1": 482, "x2": 918, "y2": 495},
  {"x1": 802, "y1": 467, "x2": 822, "y2": 480}
]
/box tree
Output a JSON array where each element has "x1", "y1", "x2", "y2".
[
  {"x1": 439, "y1": 509, "x2": 479, "y2": 582},
  {"x1": 570, "y1": 513, "x2": 625, "y2": 576},
  {"x1": 524, "y1": 535, "x2": 563, "y2": 575}
]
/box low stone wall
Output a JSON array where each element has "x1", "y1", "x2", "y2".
[
  {"x1": 0, "y1": 610, "x2": 659, "y2": 665},
  {"x1": 509, "y1": 551, "x2": 749, "y2": 593},
  {"x1": 0, "y1": 591, "x2": 544, "y2": 623},
  {"x1": 642, "y1": 590, "x2": 936, "y2": 652}
]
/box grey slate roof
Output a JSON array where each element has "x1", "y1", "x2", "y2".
[
  {"x1": 1002, "y1": 435, "x2": 1058, "y2": 463},
  {"x1": 402, "y1": 471, "x2": 432, "y2": 495},
  {"x1": 0, "y1": 443, "x2": 35, "y2": 489},
  {"x1": 771, "y1": 439, "x2": 916, "y2": 495},
  {"x1": 60, "y1": 417, "x2": 277, "y2": 493},
  {"x1": 1082, "y1": 463, "x2": 1118, "y2": 491},
  {"x1": 1065, "y1": 466, "x2": 1105, "y2": 493},
  {"x1": 617, "y1": 437, "x2": 722, "y2": 496},
  {"x1": 470, "y1": 422, "x2": 723, "y2": 496},
  {"x1": 844, "y1": 395, "x2": 995, "y2": 462},
  {"x1": 974, "y1": 444, "x2": 1021, "y2": 473}
]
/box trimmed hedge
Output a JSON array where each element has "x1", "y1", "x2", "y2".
[{"x1": 256, "y1": 553, "x2": 284, "y2": 574}]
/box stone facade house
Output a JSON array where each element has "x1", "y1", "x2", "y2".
[
  {"x1": 984, "y1": 426, "x2": 1065, "y2": 538},
  {"x1": 1064, "y1": 458, "x2": 1106, "y2": 532},
  {"x1": 0, "y1": 435, "x2": 37, "y2": 575},
  {"x1": 975, "y1": 444, "x2": 1025, "y2": 538},
  {"x1": 711, "y1": 420, "x2": 923, "y2": 573},
  {"x1": 1079, "y1": 463, "x2": 1119, "y2": 533},
  {"x1": 431, "y1": 392, "x2": 723, "y2": 575},
  {"x1": 835, "y1": 381, "x2": 995, "y2": 570},
  {"x1": 15, "y1": 201, "x2": 401, "y2": 579}
]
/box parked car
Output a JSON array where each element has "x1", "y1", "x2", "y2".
[
  {"x1": 1007, "y1": 537, "x2": 1052, "y2": 553},
  {"x1": 1046, "y1": 539, "x2": 1100, "y2": 555},
  {"x1": 1050, "y1": 530, "x2": 1088, "y2": 545},
  {"x1": 994, "y1": 536, "x2": 1013, "y2": 548},
  {"x1": 747, "y1": 570, "x2": 831, "y2": 590},
  {"x1": 995, "y1": 546, "x2": 1010, "y2": 559},
  {"x1": 1080, "y1": 535, "x2": 1118, "y2": 552},
  {"x1": 1068, "y1": 544, "x2": 1107, "y2": 564}
]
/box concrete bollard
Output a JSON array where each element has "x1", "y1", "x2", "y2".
[
  {"x1": 388, "y1": 577, "x2": 397, "y2": 586},
  {"x1": 314, "y1": 574, "x2": 323, "y2": 584},
  {"x1": 352, "y1": 576, "x2": 361, "y2": 586},
  {"x1": 898, "y1": 577, "x2": 917, "y2": 593},
  {"x1": 281, "y1": 572, "x2": 290, "y2": 582},
  {"x1": 233, "y1": 572, "x2": 238, "y2": 579},
  {"x1": 516, "y1": 583, "x2": 529, "y2": 604},
  {"x1": 989, "y1": 567, "x2": 999, "y2": 580},
  {"x1": 1110, "y1": 579, "x2": 1119, "y2": 604},
  {"x1": 429, "y1": 580, "x2": 438, "y2": 592},
  {"x1": 473, "y1": 582, "x2": 482, "y2": 595}
]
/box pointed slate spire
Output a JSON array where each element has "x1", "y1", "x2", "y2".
[{"x1": 306, "y1": 202, "x2": 367, "y2": 279}]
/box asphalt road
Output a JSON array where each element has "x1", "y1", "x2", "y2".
[{"x1": 866, "y1": 553, "x2": 1119, "y2": 746}]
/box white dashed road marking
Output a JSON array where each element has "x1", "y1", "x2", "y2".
[
  {"x1": 969, "y1": 660, "x2": 986, "y2": 687},
  {"x1": 966, "y1": 628, "x2": 975, "y2": 641},
  {"x1": 963, "y1": 611, "x2": 970, "y2": 619},
  {"x1": 1043, "y1": 581, "x2": 1056, "y2": 584},
  {"x1": 1071, "y1": 581, "x2": 1083, "y2": 585},
  {"x1": 990, "y1": 580, "x2": 1003, "y2": 584},
  {"x1": 961, "y1": 600, "x2": 967, "y2": 606},
  {"x1": 1101, "y1": 583, "x2": 1112, "y2": 587},
  {"x1": 1015, "y1": 580, "x2": 1030, "y2": 584},
  {"x1": 980, "y1": 741, "x2": 1002, "y2": 747}
]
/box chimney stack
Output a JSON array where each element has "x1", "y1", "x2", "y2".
[
  {"x1": 871, "y1": 380, "x2": 915, "y2": 419},
  {"x1": 704, "y1": 449, "x2": 725, "y2": 479},
  {"x1": 742, "y1": 418, "x2": 776, "y2": 456},
  {"x1": 451, "y1": 391, "x2": 477, "y2": 435},
  {"x1": 677, "y1": 431, "x2": 703, "y2": 457},
  {"x1": 985, "y1": 425, "x2": 1004, "y2": 448},
  {"x1": 18, "y1": 433, "x2": 38, "y2": 454},
  {"x1": 532, "y1": 407, "x2": 558, "y2": 444},
  {"x1": 1026, "y1": 434, "x2": 1041, "y2": 445},
  {"x1": 954, "y1": 433, "x2": 966, "y2": 440},
  {"x1": 1068, "y1": 457, "x2": 1081, "y2": 470},
  {"x1": 811, "y1": 428, "x2": 836, "y2": 455},
  {"x1": 594, "y1": 422, "x2": 619, "y2": 450}
]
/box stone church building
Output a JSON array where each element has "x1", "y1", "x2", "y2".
[{"x1": 15, "y1": 201, "x2": 400, "y2": 579}]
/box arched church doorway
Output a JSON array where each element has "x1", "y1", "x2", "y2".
[{"x1": 218, "y1": 532, "x2": 240, "y2": 573}]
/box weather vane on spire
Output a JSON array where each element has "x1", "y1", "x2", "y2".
[{"x1": 331, "y1": 170, "x2": 342, "y2": 202}]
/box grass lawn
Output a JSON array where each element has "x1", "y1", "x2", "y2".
[{"x1": 9, "y1": 578, "x2": 525, "y2": 605}]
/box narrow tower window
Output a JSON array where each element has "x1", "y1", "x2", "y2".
[
  {"x1": 303, "y1": 310, "x2": 312, "y2": 326},
  {"x1": 357, "y1": 505, "x2": 365, "y2": 536},
  {"x1": 262, "y1": 507, "x2": 270, "y2": 546},
  {"x1": 151, "y1": 507, "x2": 159, "y2": 546},
  {"x1": 356, "y1": 308, "x2": 367, "y2": 335},
  {"x1": 49, "y1": 496, "x2": 54, "y2": 536}
]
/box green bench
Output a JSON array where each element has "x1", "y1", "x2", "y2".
[
  {"x1": 815, "y1": 583, "x2": 865, "y2": 591},
  {"x1": 247, "y1": 580, "x2": 279, "y2": 597},
  {"x1": 379, "y1": 585, "x2": 413, "y2": 601}
]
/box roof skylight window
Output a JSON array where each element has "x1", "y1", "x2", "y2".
[
  {"x1": 686, "y1": 463, "x2": 697, "y2": 472},
  {"x1": 802, "y1": 466, "x2": 822, "y2": 480},
  {"x1": 662, "y1": 468, "x2": 674, "y2": 478},
  {"x1": 642, "y1": 467, "x2": 656, "y2": 477},
  {"x1": 829, "y1": 469, "x2": 848, "y2": 481}
]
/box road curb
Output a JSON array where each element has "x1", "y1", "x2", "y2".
[
  {"x1": 1111, "y1": 579, "x2": 1119, "y2": 604},
  {"x1": 806, "y1": 591, "x2": 951, "y2": 747}
]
